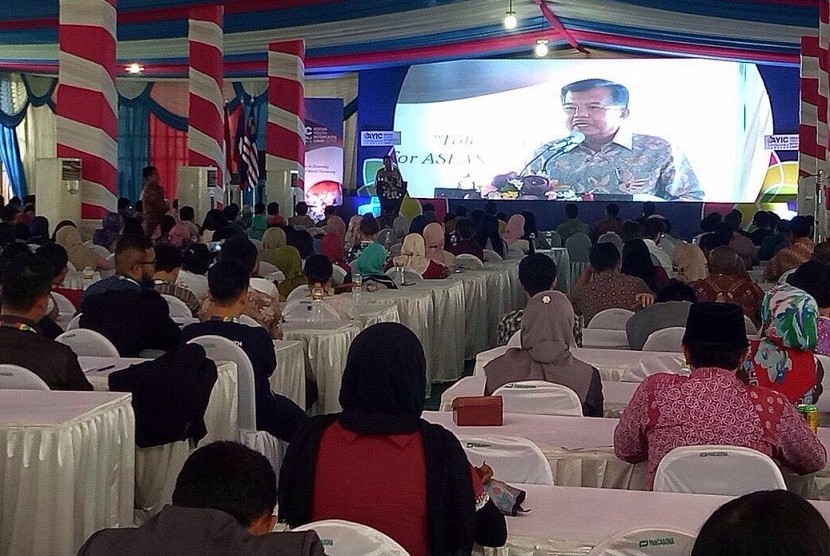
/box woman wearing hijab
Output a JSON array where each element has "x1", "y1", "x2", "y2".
[
  {"x1": 787, "y1": 261, "x2": 830, "y2": 357},
  {"x1": 55, "y1": 225, "x2": 113, "y2": 271},
  {"x1": 279, "y1": 323, "x2": 507, "y2": 556},
  {"x1": 92, "y1": 212, "x2": 123, "y2": 251},
  {"x1": 260, "y1": 227, "x2": 287, "y2": 267},
  {"x1": 168, "y1": 223, "x2": 192, "y2": 248},
  {"x1": 422, "y1": 222, "x2": 455, "y2": 269},
  {"x1": 393, "y1": 234, "x2": 447, "y2": 279},
  {"x1": 476, "y1": 215, "x2": 506, "y2": 260},
  {"x1": 288, "y1": 228, "x2": 315, "y2": 259},
  {"x1": 28, "y1": 216, "x2": 50, "y2": 246},
  {"x1": 200, "y1": 209, "x2": 226, "y2": 243},
  {"x1": 502, "y1": 214, "x2": 529, "y2": 254},
  {"x1": 743, "y1": 284, "x2": 823, "y2": 405},
  {"x1": 621, "y1": 238, "x2": 669, "y2": 293},
  {"x1": 52, "y1": 220, "x2": 77, "y2": 242},
  {"x1": 344, "y1": 215, "x2": 362, "y2": 249},
  {"x1": 391, "y1": 216, "x2": 410, "y2": 245},
  {"x1": 325, "y1": 215, "x2": 347, "y2": 242},
  {"x1": 692, "y1": 246, "x2": 763, "y2": 326},
  {"x1": 273, "y1": 246, "x2": 307, "y2": 300},
  {"x1": 484, "y1": 291, "x2": 604, "y2": 416},
  {"x1": 521, "y1": 210, "x2": 550, "y2": 249},
  {"x1": 409, "y1": 215, "x2": 428, "y2": 236},
  {"x1": 673, "y1": 243, "x2": 708, "y2": 284}
]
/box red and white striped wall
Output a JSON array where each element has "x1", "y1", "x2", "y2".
[
  {"x1": 800, "y1": 34, "x2": 824, "y2": 182},
  {"x1": 187, "y1": 6, "x2": 226, "y2": 186},
  {"x1": 56, "y1": 0, "x2": 118, "y2": 219},
  {"x1": 266, "y1": 40, "x2": 306, "y2": 214}
]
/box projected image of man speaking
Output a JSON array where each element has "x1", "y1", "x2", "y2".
[{"x1": 526, "y1": 78, "x2": 703, "y2": 201}]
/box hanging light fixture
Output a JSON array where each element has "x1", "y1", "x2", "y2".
[
  {"x1": 534, "y1": 39, "x2": 550, "y2": 57},
  {"x1": 503, "y1": 0, "x2": 518, "y2": 30}
]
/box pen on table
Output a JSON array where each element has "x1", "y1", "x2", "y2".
[{"x1": 89, "y1": 364, "x2": 115, "y2": 373}]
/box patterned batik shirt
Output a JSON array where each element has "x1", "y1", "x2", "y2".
[
  {"x1": 526, "y1": 128, "x2": 703, "y2": 201},
  {"x1": 496, "y1": 309, "x2": 583, "y2": 348},
  {"x1": 614, "y1": 367, "x2": 827, "y2": 488}
]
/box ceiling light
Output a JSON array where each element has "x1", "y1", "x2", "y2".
[
  {"x1": 503, "y1": 0, "x2": 518, "y2": 30},
  {"x1": 534, "y1": 39, "x2": 550, "y2": 58},
  {"x1": 125, "y1": 63, "x2": 145, "y2": 74}
]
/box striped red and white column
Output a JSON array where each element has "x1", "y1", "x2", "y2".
[
  {"x1": 799, "y1": 35, "x2": 824, "y2": 183},
  {"x1": 56, "y1": 0, "x2": 118, "y2": 220},
  {"x1": 187, "y1": 6, "x2": 226, "y2": 187},
  {"x1": 266, "y1": 40, "x2": 306, "y2": 215}
]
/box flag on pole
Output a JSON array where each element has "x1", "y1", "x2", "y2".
[{"x1": 238, "y1": 114, "x2": 260, "y2": 191}]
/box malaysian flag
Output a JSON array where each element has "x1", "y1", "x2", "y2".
[{"x1": 238, "y1": 114, "x2": 259, "y2": 191}]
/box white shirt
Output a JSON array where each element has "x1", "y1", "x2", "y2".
[
  {"x1": 176, "y1": 271, "x2": 209, "y2": 301},
  {"x1": 643, "y1": 238, "x2": 673, "y2": 271}
]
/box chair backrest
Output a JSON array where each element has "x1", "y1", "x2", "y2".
[
  {"x1": 56, "y1": 329, "x2": 120, "y2": 357},
  {"x1": 0, "y1": 364, "x2": 50, "y2": 390},
  {"x1": 286, "y1": 284, "x2": 310, "y2": 303},
  {"x1": 389, "y1": 243, "x2": 402, "y2": 258},
  {"x1": 565, "y1": 232, "x2": 591, "y2": 263},
  {"x1": 587, "y1": 308, "x2": 635, "y2": 330},
  {"x1": 331, "y1": 264, "x2": 347, "y2": 287},
  {"x1": 238, "y1": 314, "x2": 262, "y2": 327},
  {"x1": 456, "y1": 434, "x2": 554, "y2": 485},
  {"x1": 778, "y1": 267, "x2": 796, "y2": 284},
  {"x1": 454, "y1": 254, "x2": 484, "y2": 269},
  {"x1": 587, "y1": 527, "x2": 696, "y2": 556},
  {"x1": 307, "y1": 227, "x2": 325, "y2": 237},
  {"x1": 90, "y1": 244, "x2": 111, "y2": 260},
  {"x1": 506, "y1": 245, "x2": 525, "y2": 260},
  {"x1": 293, "y1": 519, "x2": 410, "y2": 556},
  {"x1": 483, "y1": 249, "x2": 503, "y2": 262},
  {"x1": 385, "y1": 268, "x2": 423, "y2": 286},
  {"x1": 507, "y1": 330, "x2": 521, "y2": 347},
  {"x1": 642, "y1": 327, "x2": 686, "y2": 352},
  {"x1": 377, "y1": 228, "x2": 393, "y2": 247},
  {"x1": 653, "y1": 445, "x2": 787, "y2": 496},
  {"x1": 161, "y1": 294, "x2": 193, "y2": 319},
  {"x1": 492, "y1": 381, "x2": 583, "y2": 416},
  {"x1": 258, "y1": 260, "x2": 278, "y2": 276},
  {"x1": 66, "y1": 313, "x2": 82, "y2": 331},
  {"x1": 51, "y1": 291, "x2": 77, "y2": 318},
  {"x1": 744, "y1": 315, "x2": 758, "y2": 335},
  {"x1": 250, "y1": 277, "x2": 280, "y2": 298},
  {"x1": 620, "y1": 352, "x2": 686, "y2": 382},
  {"x1": 187, "y1": 335, "x2": 257, "y2": 431},
  {"x1": 547, "y1": 231, "x2": 563, "y2": 248}
]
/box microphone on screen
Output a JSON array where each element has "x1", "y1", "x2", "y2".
[{"x1": 519, "y1": 131, "x2": 586, "y2": 177}]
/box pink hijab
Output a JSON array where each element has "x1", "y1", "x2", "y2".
[
  {"x1": 168, "y1": 223, "x2": 192, "y2": 247},
  {"x1": 502, "y1": 214, "x2": 525, "y2": 246},
  {"x1": 422, "y1": 222, "x2": 455, "y2": 267},
  {"x1": 326, "y1": 216, "x2": 346, "y2": 240}
]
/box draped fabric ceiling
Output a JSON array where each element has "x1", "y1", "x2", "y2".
[{"x1": 0, "y1": 0, "x2": 818, "y2": 78}]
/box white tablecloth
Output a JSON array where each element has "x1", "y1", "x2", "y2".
[
  {"x1": 421, "y1": 279, "x2": 466, "y2": 382},
  {"x1": 271, "y1": 340, "x2": 308, "y2": 410},
  {"x1": 282, "y1": 321, "x2": 361, "y2": 414},
  {"x1": 451, "y1": 271, "x2": 492, "y2": 358},
  {"x1": 0, "y1": 390, "x2": 135, "y2": 556},
  {"x1": 475, "y1": 485, "x2": 830, "y2": 555},
  {"x1": 581, "y1": 329, "x2": 630, "y2": 349}
]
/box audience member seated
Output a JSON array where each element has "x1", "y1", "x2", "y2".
[
  {"x1": 288, "y1": 202, "x2": 315, "y2": 230},
  {"x1": 692, "y1": 246, "x2": 764, "y2": 326},
  {"x1": 621, "y1": 238, "x2": 669, "y2": 294},
  {"x1": 55, "y1": 224, "x2": 113, "y2": 272},
  {"x1": 748, "y1": 210, "x2": 775, "y2": 246},
  {"x1": 279, "y1": 323, "x2": 507, "y2": 555},
  {"x1": 182, "y1": 262, "x2": 306, "y2": 441},
  {"x1": 0, "y1": 243, "x2": 64, "y2": 340},
  {"x1": 570, "y1": 243, "x2": 654, "y2": 325},
  {"x1": 177, "y1": 243, "x2": 210, "y2": 301},
  {"x1": 393, "y1": 233, "x2": 448, "y2": 279},
  {"x1": 79, "y1": 441, "x2": 324, "y2": 556},
  {"x1": 765, "y1": 215, "x2": 814, "y2": 281},
  {"x1": 207, "y1": 235, "x2": 282, "y2": 338},
  {"x1": 287, "y1": 227, "x2": 315, "y2": 260},
  {"x1": 266, "y1": 201, "x2": 286, "y2": 227},
  {"x1": 273, "y1": 246, "x2": 307, "y2": 300},
  {"x1": 615, "y1": 302, "x2": 826, "y2": 488},
  {"x1": 320, "y1": 217, "x2": 350, "y2": 276},
  {"x1": 555, "y1": 203, "x2": 589, "y2": 241},
  {"x1": 351, "y1": 215, "x2": 388, "y2": 275},
  {"x1": 28, "y1": 216, "x2": 50, "y2": 246},
  {"x1": 758, "y1": 218, "x2": 790, "y2": 261},
  {"x1": 625, "y1": 280, "x2": 697, "y2": 351},
  {"x1": 788, "y1": 261, "x2": 830, "y2": 357},
  {"x1": 423, "y1": 222, "x2": 456, "y2": 269},
  {"x1": 813, "y1": 240, "x2": 830, "y2": 265},
  {"x1": 92, "y1": 212, "x2": 122, "y2": 251},
  {"x1": 591, "y1": 202, "x2": 623, "y2": 242},
  {"x1": 178, "y1": 206, "x2": 201, "y2": 241},
  {"x1": 283, "y1": 255, "x2": 346, "y2": 321},
  {"x1": 248, "y1": 202, "x2": 268, "y2": 241},
  {"x1": 502, "y1": 214, "x2": 529, "y2": 254},
  {"x1": 200, "y1": 209, "x2": 227, "y2": 244},
  {"x1": 152, "y1": 243, "x2": 201, "y2": 317},
  {"x1": 672, "y1": 243, "x2": 708, "y2": 283},
  {"x1": 641, "y1": 218, "x2": 673, "y2": 271},
  {"x1": 486, "y1": 291, "x2": 604, "y2": 416},
  {"x1": 744, "y1": 285, "x2": 823, "y2": 405},
  {"x1": 620, "y1": 220, "x2": 642, "y2": 243},
  {"x1": 691, "y1": 490, "x2": 829, "y2": 556},
  {"x1": 521, "y1": 211, "x2": 550, "y2": 249},
  {"x1": 80, "y1": 235, "x2": 180, "y2": 357},
  {"x1": 450, "y1": 218, "x2": 485, "y2": 262},
  {"x1": 718, "y1": 218, "x2": 756, "y2": 270},
  {"x1": 0, "y1": 253, "x2": 92, "y2": 390}
]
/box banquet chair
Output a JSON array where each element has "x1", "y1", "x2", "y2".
[
  {"x1": 90, "y1": 244, "x2": 111, "y2": 260},
  {"x1": 389, "y1": 243, "x2": 402, "y2": 257},
  {"x1": 456, "y1": 434, "x2": 554, "y2": 485},
  {"x1": 483, "y1": 249, "x2": 503, "y2": 262},
  {"x1": 332, "y1": 264, "x2": 347, "y2": 286},
  {"x1": 778, "y1": 268, "x2": 797, "y2": 284},
  {"x1": 744, "y1": 315, "x2": 758, "y2": 335},
  {"x1": 56, "y1": 329, "x2": 120, "y2": 358},
  {"x1": 0, "y1": 364, "x2": 50, "y2": 390},
  {"x1": 238, "y1": 314, "x2": 262, "y2": 327},
  {"x1": 587, "y1": 308, "x2": 635, "y2": 330},
  {"x1": 565, "y1": 233, "x2": 591, "y2": 287},
  {"x1": 286, "y1": 284, "x2": 310, "y2": 303},
  {"x1": 506, "y1": 245, "x2": 525, "y2": 260},
  {"x1": 258, "y1": 260, "x2": 278, "y2": 277},
  {"x1": 162, "y1": 294, "x2": 193, "y2": 319},
  {"x1": 250, "y1": 277, "x2": 280, "y2": 298},
  {"x1": 493, "y1": 381, "x2": 583, "y2": 417},
  {"x1": 66, "y1": 313, "x2": 82, "y2": 331},
  {"x1": 641, "y1": 327, "x2": 686, "y2": 353},
  {"x1": 187, "y1": 336, "x2": 284, "y2": 476},
  {"x1": 620, "y1": 352, "x2": 686, "y2": 382},
  {"x1": 586, "y1": 527, "x2": 696, "y2": 556},
  {"x1": 653, "y1": 445, "x2": 786, "y2": 496},
  {"x1": 547, "y1": 231, "x2": 563, "y2": 248},
  {"x1": 454, "y1": 254, "x2": 484, "y2": 269},
  {"x1": 293, "y1": 520, "x2": 410, "y2": 556},
  {"x1": 51, "y1": 291, "x2": 77, "y2": 330},
  {"x1": 507, "y1": 330, "x2": 521, "y2": 347},
  {"x1": 386, "y1": 268, "x2": 423, "y2": 286},
  {"x1": 377, "y1": 228, "x2": 393, "y2": 247}
]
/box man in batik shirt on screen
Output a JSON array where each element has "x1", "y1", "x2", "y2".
[{"x1": 526, "y1": 78, "x2": 703, "y2": 201}]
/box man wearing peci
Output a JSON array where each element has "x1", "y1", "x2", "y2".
[{"x1": 526, "y1": 78, "x2": 703, "y2": 201}]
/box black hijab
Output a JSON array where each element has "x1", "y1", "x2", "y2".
[
  {"x1": 621, "y1": 238, "x2": 658, "y2": 291},
  {"x1": 279, "y1": 323, "x2": 477, "y2": 555}
]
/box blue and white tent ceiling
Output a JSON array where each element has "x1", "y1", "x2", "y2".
[{"x1": 0, "y1": 0, "x2": 817, "y2": 76}]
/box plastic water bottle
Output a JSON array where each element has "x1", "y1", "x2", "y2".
[
  {"x1": 311, "y1": 284, "x2": 325, "y2": 322},
  {"x1": 396, "y1": 266, "x2": 405, "y2": 286},
  {"x1": 352, "y1": 273, "x2": 363, "y2": 302}
]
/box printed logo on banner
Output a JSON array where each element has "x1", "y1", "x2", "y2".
[
  {"x1": 764, "y1": 134, "x2": 799, "y2": 151},
  {"x1": 361, "y1": 131, "x2": 402, "y2": 147}
]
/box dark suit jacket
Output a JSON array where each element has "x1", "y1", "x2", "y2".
[
  {"x1": 79, "y1": 288, "x2": 181, "y2": 357},
  {"x1": 0, "y1": 326, "x2": 92, "y2": 390},
  {"x1": 78, "y1": 506, "x2": 326, "y2": 556}
]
